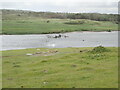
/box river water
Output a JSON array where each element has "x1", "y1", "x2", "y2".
[{"x1": 1, "y1": 31, "x2": 118, "y2": 51}]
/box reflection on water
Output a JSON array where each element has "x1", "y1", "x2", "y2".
[{"x1": 1, "y1": 31, "x2": 118, "y2": 50}]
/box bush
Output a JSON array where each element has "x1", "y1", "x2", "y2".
[
  {"x1": 64, "y1": 21, "x2": 85, "y2": 25},
  {"x1": 91, "y1": 46, "x2": 109, "y2": 53},
  {"x1": 78, "y1": 21, "x2": 85, "y2": 24},
  {"x1": 47, "y1": 20, "x2": 50, "y2": 23},
  {"x1": 107, "y1": 30, "x2": 112, "y2": 32}
]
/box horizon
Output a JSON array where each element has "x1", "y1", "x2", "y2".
[{"x1": 1, "y1": 9, "x2": 118, "y2": 15}]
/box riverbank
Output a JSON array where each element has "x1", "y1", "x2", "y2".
[
  {"x1": 0, "y1": 30, "x2": 119, "y2": 35},
  {"x1": 2, "y1": 47, "x2": 118, "y2": 88},
  {"x1": 2, "y1": 19, "x2": 118, "y2": 35}
]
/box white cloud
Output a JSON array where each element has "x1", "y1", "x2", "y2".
[
  {"x1": 0, "y1": 0, "x2": 119, "y2": 14},
  {"x1": 0, "y1": 0, "x2": 119, "y2": 2}
]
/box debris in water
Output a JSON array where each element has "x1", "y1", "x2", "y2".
[{"x1": 47, "y1": 44, "x2": 55, "y2": 47}]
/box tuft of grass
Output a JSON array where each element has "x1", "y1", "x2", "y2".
[
  {"x1": 13, "y1": 65, "x2": 20, "y2": 67},
  {"x1": 90, "y1": 46, "x2": 110, "y2": 53},
  {"x1": 107, "y1": 30, "x2": 112, "y2": 32}
]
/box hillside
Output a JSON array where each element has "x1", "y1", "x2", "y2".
[
  {"x1": 1, "y1": 9, "x2": 118, "y2": 35},
  {"x1": 2, "y1": 9, "x2": 118, "y2": 22}
]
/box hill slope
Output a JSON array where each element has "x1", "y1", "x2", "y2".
[{"x1": 1, "y1": 9, "x2": 118, "y2": 34}]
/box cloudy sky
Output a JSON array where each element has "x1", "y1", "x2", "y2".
[{"x1": 0, "y1": 0, "x2": 119, "y2": 14}]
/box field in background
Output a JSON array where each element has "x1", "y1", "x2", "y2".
[
  {"x1": 2, "y1": 47, "x2": 118, "y2": 88},
  {"x1": 2, "y1": 9, "x2": 118, "y2": 34},
  {"x1": 2, "y1": 19, "x2": 118, "y2": 34}
]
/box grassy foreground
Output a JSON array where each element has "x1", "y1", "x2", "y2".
[
  {"x1": 2, "y1": 19, "x2": 118, "y2": 35},
  {"x1": 2, "y1": 47, "x2": 118, "y2": 88}
]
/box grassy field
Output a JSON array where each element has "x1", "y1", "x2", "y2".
[
  {"x1": 2, "y1": 9, "x2": 118, "y2": 34},
  {"x1": 2, "y1": 47, "x2": 118, "y2": 88},
  {"x1": 2, "y1": 19, "x2": 118, "y2": 35}
]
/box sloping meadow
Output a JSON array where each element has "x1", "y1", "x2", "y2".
[{"x1": 2, "y1": 47, "x2": 118, "y2": 88}]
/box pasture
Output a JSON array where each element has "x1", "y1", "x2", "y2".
[{"x1": 2, "y1": 47, "x2": 118, "y2": 88}]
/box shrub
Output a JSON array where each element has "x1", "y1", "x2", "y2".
[
  {"x1": 91, "y1": 46, "x2": 109, "y2": 53},
  {"x1": 78, "y1": 21, "x2": 85, "y2": 24},
  {"x1": 107, "y1": 30, "x2": 112, "y2": 32},
  {"x1": 64, "y1": 21, "x2": 85, "y2": 25},
  {"x1": 47, "y1": 20, "x2": 50, "y2": 23}
]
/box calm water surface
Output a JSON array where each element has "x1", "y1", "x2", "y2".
[{"x1": 1, "y1": 31, "x2": 118, "y2": 51}]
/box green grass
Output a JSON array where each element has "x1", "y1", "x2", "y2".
[
  {"x1": 2, "y1": 19, "x2": 118, "y2": 35},
  {"x1": 2, "y1": 47, "x2": 118, "y2": 88}
]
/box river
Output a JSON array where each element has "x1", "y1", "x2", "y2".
[{"x1": 1, "y1": 31, "x2": 118, "y2": 51}]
